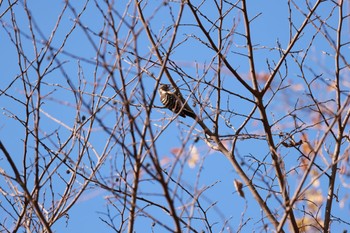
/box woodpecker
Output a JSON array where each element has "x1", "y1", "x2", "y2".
[{"x1": 158, "y1": 84, "x2": 196, "y2": 119}]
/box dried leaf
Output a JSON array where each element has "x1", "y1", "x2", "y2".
[
  {"x1": 170, "y1": 147, "x2": 182, "y2": 156},
  {"x1": 256, "y1": 72, "x2": 269, "y2": 82},
  {"x1": 160, "y1": 156, "x2": 171, "y2": 166},
  {"x1": 304, "y1": 189, "x2": 323, "y2": 211},
  {"x1": 188, "y1": 146, "x2": 199, "y2": 168},
  {"x1": 233, "y1": 179, "x2": 245, "y2": 198},
  {"x1": 301, "y1": 134, "x2": 313, "y2": 155},
  {"x1": 300, "y1": 157, "x2": 309, "y2": 172},
  {"x1": 339, "y1": 165, "x2": 346, "y2": 175}
]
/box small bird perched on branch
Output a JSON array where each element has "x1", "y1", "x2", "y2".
[
  {"x1": 158, "y1": 83, "x2": 214, "y2": 138},
  {"x1": 158, "y1": 84, "x2": 196, "y2": 119}
]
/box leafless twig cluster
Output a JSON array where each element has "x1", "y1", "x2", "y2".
[{"x1": 1, "y1": 0, "x2": 350, "y2": 232}]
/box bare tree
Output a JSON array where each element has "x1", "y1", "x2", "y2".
[{"x1": 1, "y1": 0, "x2": 350, "y2": 232}]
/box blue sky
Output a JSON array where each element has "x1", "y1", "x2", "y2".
[{"x1": 1, "y1": 0, "x2": 350, "y2": 232}]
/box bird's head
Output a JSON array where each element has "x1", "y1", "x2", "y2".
[
  {"x1": 158, "y1": 84, "x2": 171, "y2": 95},
  {"x1": 159, "y1": 84, "x2": 170, "y2": 91}
]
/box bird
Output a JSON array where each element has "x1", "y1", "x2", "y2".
[{"x1": 158, "y1": 84, "x2": 196, "y2": 119}]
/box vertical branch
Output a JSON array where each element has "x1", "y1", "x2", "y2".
[
  {"x1": 242, "y1": 0, "x2": 299, "y2": 230},
  {"x1": 241, "y1": 0, "x2": 258, "y2": 91},
  {"x1": 255, "y1": 100, "x2": 299, "y2": 232},
  {"x1": 213, "y1": 0, "x2": 222, "y2": 135},
  {"x1": 324, "y1": 0, "x2": 344, "y2": 230}
]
